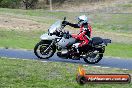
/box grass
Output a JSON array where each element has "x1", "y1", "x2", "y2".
[
  {"x1": 105, "y1": 43, "x2": 132, "y2": 58},
  {"x1": 119, "y1": 3, "x2": 132, "y2": 8},
  {"x1": 0, "y1": 29, "x2": 43, "y2": 49},
  {"x1": 90, "y1": 13, "x2": 132, "y2": 33},
  {"x1": 0, "y1": 57, "x2": 131, "y2": 88}
]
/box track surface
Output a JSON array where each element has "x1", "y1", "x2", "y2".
[{"x1": 0, "y1": 48, "x2": 132, "y2": 70}]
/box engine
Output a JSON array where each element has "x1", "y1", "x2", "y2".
[{"x1": 57, "y1": 49, "x2": 69, "y2": 58}]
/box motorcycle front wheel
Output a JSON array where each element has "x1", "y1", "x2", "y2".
[{"x1": 34, "y1": 41, "x2": 55, "y2": 59}]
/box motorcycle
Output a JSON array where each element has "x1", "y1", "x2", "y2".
[{"x1": 34, "y1": 17, "x2": 111, "y2": 64}]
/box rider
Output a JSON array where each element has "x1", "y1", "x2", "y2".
[{"x1": 62, "y1": 15, "x2": 92, "y2": 53}]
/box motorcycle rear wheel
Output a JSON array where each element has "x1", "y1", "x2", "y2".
[
  {"x1": 83, "y1": 54, "x2": 103, "y2": 64},
  {"x1": 34, "y1": 41, "x2": 55, "y2": 59}
]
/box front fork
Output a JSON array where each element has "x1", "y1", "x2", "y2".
[{"x1": 43, "y1": 40, "x2": 56, "y2": 53}]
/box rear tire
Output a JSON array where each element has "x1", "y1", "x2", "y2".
[
  {"x1": 83, "y1": 54, "x2": 103, "y2": 64},
  {"x1": 34, "y1": 40, "x2": 55, "y2": 59}
]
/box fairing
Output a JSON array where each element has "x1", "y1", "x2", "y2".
[{"x1": 40, "y1": 33, "x2": 58, "y2": 40}]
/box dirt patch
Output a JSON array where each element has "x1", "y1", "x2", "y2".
[
  {"x1": 57, "y1": 0, "x2": 132, "y2": 13},
  {"x1": 0, "y1": 15, "x2": 47, "y2": 31}
]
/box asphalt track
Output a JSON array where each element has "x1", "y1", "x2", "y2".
[{"x1": 0, "y1": 48, "x2": 132, "y2": 70}]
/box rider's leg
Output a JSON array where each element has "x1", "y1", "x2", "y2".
[
  {"x1": 72, "y1": 38, "x2": 89, "y2": 53},
  {"x1": 78, "y1": 39, "x2": 89, "y2": 47},
  {"x1": 72, "y1": 43, "x2": 80, "y2": 53}
]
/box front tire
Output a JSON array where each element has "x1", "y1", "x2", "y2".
[{"x1": 34, "y1": 40, "x2": 55, "y2": 59}]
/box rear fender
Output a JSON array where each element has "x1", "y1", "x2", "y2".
[{"x1": 103, "y1": 39, "x2": 111, "y2": 46}]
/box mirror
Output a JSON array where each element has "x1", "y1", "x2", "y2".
[{"x1": 64, "y1": 17, "x2": 66, "y2": 21}]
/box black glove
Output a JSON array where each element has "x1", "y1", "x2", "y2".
[{"x1": 62, "y1": 21, "x2": 69, "y2": 25}]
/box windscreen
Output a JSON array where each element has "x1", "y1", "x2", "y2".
[{"x1": 48, "y1": 21, "x2": 62, "y2": 34}]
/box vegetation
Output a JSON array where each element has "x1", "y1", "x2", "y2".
[
  {"x1": 0, "y1": 0, "x2": 22, "y2": 8},
  {"x1": 0, "y1": 57, "x2": 131, "y2": 88},
  {"x1": 0, "y1": 29, "x2": 41, "y2": 49},
  {"x1": 0, "y1": 0, "x2": 38, "y2": 9},
  {"x1": 0, "y1": 0, "x2": 118, "y2": 9},
  {"x1": 91, "y1": 13, "x2": 132, "y2": 32},
  {"x1": 105, "y1": 43, "x2": 132, "y2": 58}
]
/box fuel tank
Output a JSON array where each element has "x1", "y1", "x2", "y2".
[{"x1": 58, "y1": 37, "x2": 76, "y2": 48}]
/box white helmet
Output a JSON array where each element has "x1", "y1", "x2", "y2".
[{"x1": 77, "y1": 15, "x2": 88, "y2": 25}]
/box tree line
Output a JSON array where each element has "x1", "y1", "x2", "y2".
[
  {"x1": 0, "y1": 0, "x2": 39, "y2": 9},
  {"x1": 0, "y1": 0, "x2": 107, "y2": 9}
]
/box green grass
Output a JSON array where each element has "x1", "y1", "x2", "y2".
[
  {"x1": 105, "y1": 43, "x2": 132, "y2": 58},
  {"x1": 119, "y1": 4, "x2": 132, "y2": 8},
  {"x1": 0, "y1": 29, "x2": 42, "y2": 49},
  {"x1": 0, "y1": 57, "x2": 131, "y2": 88},
  {"x1": 90, "y1": 13, "x2": 132, "y2": 33}
]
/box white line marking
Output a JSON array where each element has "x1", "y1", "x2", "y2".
[
  {"x1": 92, "y1": 66, "x2": 101, "y2": 68},
  {"x1": 22, "y1": 59, "x2": 29, "y2": 60},
  {"x1": 101, "y1": 67, "x2": 110, "y2": 69},
  {"x1": 83, "y1": 65, "x2": 88, "y2": 67},
  {"x1": 122, "y1": 69, "x2": 128, "y2": 70},
  {"x1": 41, "y1": 61, "x2": 48, "y2": 63}
]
